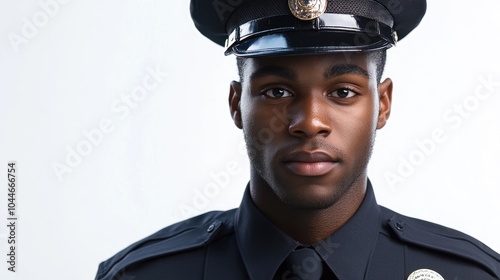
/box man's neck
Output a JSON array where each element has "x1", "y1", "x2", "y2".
[{"x1": 250, "y1": 176, "x2": 367, "y2": 245}]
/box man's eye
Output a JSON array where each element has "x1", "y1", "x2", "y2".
[
  {"x1": 262, "y1": 88, "x2": 292, "y2": 98},
  {"x1": 330, "y1": 88, "x2": 357, "y2": 98}
]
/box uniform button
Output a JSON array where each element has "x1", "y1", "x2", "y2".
[
  {"x1": 207, "y1": 224, "x2": 215, "y2": 233},
  {"x1": 395, "y1": 222, "x2": 404, "y2": 231}
]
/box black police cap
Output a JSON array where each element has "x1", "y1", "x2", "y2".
[{"x1": 190, "y1": 0, "x2": 426, "y2": 57}]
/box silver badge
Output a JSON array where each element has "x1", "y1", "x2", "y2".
[
  {"x1": 407, "y1": 269, "x2": 445, "y2": 280},
  {"x1": 288, "y1": 0, "x2": 327, "y2": 20}
]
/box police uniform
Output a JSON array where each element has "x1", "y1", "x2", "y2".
[
  {"x1": 96, "y1": 0, "x2": 500, "y2": 279},
  {"x1": 95, "y1": 181, "x2": 500, "y2": 279}
]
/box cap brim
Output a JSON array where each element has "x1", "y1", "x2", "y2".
[{"x1": 227, "y1": 30, "x2": 392, "y2": 57}]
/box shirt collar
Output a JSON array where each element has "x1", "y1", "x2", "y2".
[
  {"x1": 235, "y1": 185, "x2": 299, "y2": 280},
  {"x1": 235, "y1": 180, "x2": 381, "y2": 280},
  {"x1": 311, "y1": 179, "x2": 381, "y2": 279}
]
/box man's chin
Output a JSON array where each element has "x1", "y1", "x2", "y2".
[{"x1": 273, "y1": 184, "x2": 346, "y2": 210}]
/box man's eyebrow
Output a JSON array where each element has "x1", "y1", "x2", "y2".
[
  {"x1": 324, "y1": 64, "x2": 369, "y2": 79},
  {"x1": 249, "y1": 66, "x2": 297, "y2": 81}
]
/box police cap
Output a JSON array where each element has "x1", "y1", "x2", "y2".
[{"x1": 190, "y1": 0, "x2": 426, "y2": 56}]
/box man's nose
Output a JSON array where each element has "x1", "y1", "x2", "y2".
[{"x1": 288, "y1": 94, "x2": 332, "y2": 138}]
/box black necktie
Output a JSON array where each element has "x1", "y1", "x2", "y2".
[{"x1": 280, "y1": 247, "x2": 323, "y2": 280}]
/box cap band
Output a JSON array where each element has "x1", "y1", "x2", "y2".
[{"x1": 226, "y1": 0, "x2": 394, "y2": 32}]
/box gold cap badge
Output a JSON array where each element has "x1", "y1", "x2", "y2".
[
  {"x1": 288, "y1": 0, "x2": 328, "y2": 20},
  {"x1": 407, "y1": 269, "x2": 445, "y2": 280}
]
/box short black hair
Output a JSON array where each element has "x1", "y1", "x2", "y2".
[
  {"x1": 236, "y1": 50, "x2": 387, "y2": 83},
  {"x1": 373, "y1": 49, "x2": 387, "y2": 83}
]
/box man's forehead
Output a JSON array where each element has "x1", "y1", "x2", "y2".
[
  {"x1": 250, "y1": 52, "x2": 371, "y2": 63},
  {"x1": 240, "y1": 52, "x2": 379, "y2": 84},
  {"x1": 244, "y1": 52, "x2": 374, "y2": 72}
]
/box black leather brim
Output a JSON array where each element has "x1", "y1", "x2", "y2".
[{"x1": 226, "y1": 30, "x2": 393, "y2": 57}]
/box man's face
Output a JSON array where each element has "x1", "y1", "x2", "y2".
[{"x1": 229, "y1": 52, "x2": 392, "y2": 210}]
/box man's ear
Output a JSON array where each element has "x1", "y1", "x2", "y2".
[
  {"x1": 229, "y1": 81, "x2": 243, "y2": 129},
  {"x1": 377, "y1": 78, "x2": 393, "y2": 129}
]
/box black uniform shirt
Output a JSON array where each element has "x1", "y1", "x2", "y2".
[
  {"x1": 236, "y1": 180, "x2": 381, "y2": 279},
  {"x1": 96, "y1": 181, "x2": 500, "y2": 279}
]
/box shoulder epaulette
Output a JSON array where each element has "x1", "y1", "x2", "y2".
[
  {"x1": 381, "y1": 207, "x2": 500, "y2": 277},
  {"x1": 95, "y1": 209, "x2": 236, "y2": 280}
]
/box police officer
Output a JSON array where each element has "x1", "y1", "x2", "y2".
[{"x1": 95, "y1": 0, "x2": 500, "y2": 279}]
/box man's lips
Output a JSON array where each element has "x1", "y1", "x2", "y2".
[{"x1": 283, "y1": 151, "x2": 339, "y2": 176}]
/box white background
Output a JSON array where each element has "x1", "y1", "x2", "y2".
[{"x1": 0, "y1": 0, "x2": 499, "y2": 279}]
